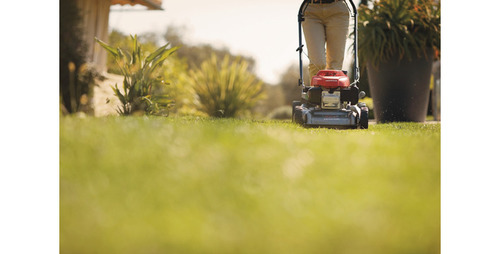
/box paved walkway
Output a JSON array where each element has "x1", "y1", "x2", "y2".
[{"x1": 93, "y1": 73, "x2": 122, "y2": 117}]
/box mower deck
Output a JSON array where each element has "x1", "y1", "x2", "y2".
[{"x1": 294, "y1": 103, "x2": 365, "y2": 129}]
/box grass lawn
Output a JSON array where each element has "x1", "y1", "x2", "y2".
[{"x1": 60, "y1": 117, "x2": 440, "y2": 254}]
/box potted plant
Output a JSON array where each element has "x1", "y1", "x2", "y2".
[{"x1": 358, "y1": 0, "x2": 440, "y2": 122}]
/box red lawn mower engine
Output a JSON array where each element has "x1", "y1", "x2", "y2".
[{"x1": 305, "y1": 70, "x2": 359, "y2": 109}]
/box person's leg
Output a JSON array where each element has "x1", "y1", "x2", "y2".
[
  {"x1": 302, "y1": 5, "x2": 326, "y2": 79},
  {"x1": 325, "y1": 2, "x2": 350, "y2": 70}
]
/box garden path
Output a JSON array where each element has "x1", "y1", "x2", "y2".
[{"x1": 93, "y1": 73, "x2": 122, "y2": 117}]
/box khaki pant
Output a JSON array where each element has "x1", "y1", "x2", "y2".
[{"x1": 302, "y1": 1, "x2": 350, "y2": 80}]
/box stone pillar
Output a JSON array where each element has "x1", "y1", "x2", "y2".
[{"x1": 75, "y1": 0, "x2": 111, "y2": 72}]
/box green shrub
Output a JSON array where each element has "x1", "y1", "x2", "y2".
[
  {"x1": 95, "y1": 35, "x2": 178, "y2": 116},
  {"x1": 106, "y1": 30, "x2": 163, "y2": 76},
  {"x1": 188, "y1": 54, "x2": 264, "y2": 118}
]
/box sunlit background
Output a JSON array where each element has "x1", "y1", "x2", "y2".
[{"x1": 108, "y1": 0, "x2": 361, "y2": 84}]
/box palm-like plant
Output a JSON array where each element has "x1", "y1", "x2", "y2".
[
  {"x1": 358, "y1": 0, "x2": 440, "y2": 67},
  {"x1": 95, "y1": 35, "x2": 178, "y2": 115},
  {"x1": 188, "y1": 54, "x2": 264, "y2": 118}
]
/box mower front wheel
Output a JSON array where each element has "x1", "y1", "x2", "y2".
[
  {"x1": 292, "y1": 101, "x2": 302, "y2": 124},
  {"x1": 360, "y1": 110, "x2": 369, "y2": 129}
]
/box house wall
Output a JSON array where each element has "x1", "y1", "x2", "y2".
[
  {"x1": 76, "y1": 0, "x2": 111, "y2": 72},
  {"x1": 112, "y1": 0, "x2": 163, "y2": 10}
]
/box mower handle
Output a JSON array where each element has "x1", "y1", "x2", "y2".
[{"x1": 297, "y1": 0, "x2": 309, "y2": 87}]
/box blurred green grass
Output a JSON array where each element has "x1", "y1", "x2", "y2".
[{"x1": 60, "y1": 117, "x2": 440, "y2": 254}]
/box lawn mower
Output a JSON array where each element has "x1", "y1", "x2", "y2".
[{"x1": 292, "y1": 0, "x2": 369, "y2": 129}]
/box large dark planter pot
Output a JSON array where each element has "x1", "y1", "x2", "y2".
[{"x1": 367, "y1": 50, "x2": 434, "y2": 123}]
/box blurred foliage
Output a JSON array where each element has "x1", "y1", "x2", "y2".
[
  {"x1": 358, "y1": 0, "x2": 440, "y2": 67},
  {"x1": 159, "y1": 53, "x2": 191, "y2": 116},
  {"x1": 104, "y1": 26, "x2": 270, "y2": 118},
  {"x1": 187, "y1": 54, "x2": 265, "y2": 118},
  {"x1": 60, "y1": 0, "x2": 101, "y2": 114},
  {"x1": 96, "y1": 35, "x2": 178, "y2": 116},
  {"x1": 61, "y1": 117, "x2": 440, "y2": 254},
  {"x1": 162, "y1": 25, "x2": 267, "y2": 117},
  {"x1": 253, "y1": 84, "x2": 285, "y2": 119},
  {"x1": 359, "y1": 96, "x2": 375, "y2": 119},
  {"x1": 277, "y1": 63, "x2": 305, "y2": 106},
  {"x1": 266, "y1": 105, "x2": 292, "y2": 120}
]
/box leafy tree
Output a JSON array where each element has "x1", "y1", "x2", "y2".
[
  {"x1": 163, "y1": 25, "x2": 256, "y2": 72},
  {"x1": 278, "y1": 63, "x2": 308, "y2": 106},
  {"x1": 252, "y1": 84, "x2": 285, "y2": 118}
]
